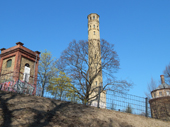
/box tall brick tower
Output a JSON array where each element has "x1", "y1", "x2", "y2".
[{"x1": 87, "y1": 13, "x2": 106, "y2": 108}]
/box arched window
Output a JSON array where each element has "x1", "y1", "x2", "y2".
[
  {"x1": 93, "y1": 25, "x2": 95, "y2": 28},
  {"x1": 6, "y1": 59, "x2": 12, "y2": 68},
  {"x1": 25, "y1": 63, "x2": 30, "y2": 67},
  {"x1": 93, "y1": 31, "x2": 95, "y2": 35},
  {"x1": 93, "y1": 16, "x2": 95, "y2": 19}
]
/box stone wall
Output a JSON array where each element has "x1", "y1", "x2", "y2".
[
  {"x1": 149, "y1": 97, "x2": 170, "y2": 121},
  {"x1": 19, "y1": 56, "x2": 35, "y2": 83},
  {"x1": 151, "y1": 89, "x2": 170, "y2": 98},
  {"x1": 1, "y1": 56, "x2": 15, "y2": 73}
]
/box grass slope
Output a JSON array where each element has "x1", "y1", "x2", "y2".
[{"x1": 0, "y1": 91, "x2": 169, "y2": 127}]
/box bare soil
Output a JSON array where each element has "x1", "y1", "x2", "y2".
[{"x1": 0, "y1": 91, "x2": 170, "y2": 127}]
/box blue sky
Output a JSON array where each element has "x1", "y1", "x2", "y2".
[{"x1": 0, "y1": 0, "x2": 170, "y2": 98}]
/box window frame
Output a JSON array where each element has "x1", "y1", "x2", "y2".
[
  {"x1": 6, "y1": 59, "x2": 12, "y2": 68},
  {"x1": 154, "y1": 92, "x2": 156, "y2": 98},
  {"x1": 159, "y1": 91, "x2": 162, "y2": 97}
]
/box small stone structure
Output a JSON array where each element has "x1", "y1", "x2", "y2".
[
  {"x1": 0, "y1": 42, "x2": 40, "y2": 95},
  {"x1": 149, "y1": 75, "x2": 170, "y2": 121}
]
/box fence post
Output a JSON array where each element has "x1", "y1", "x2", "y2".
[
  {"x1": 74, "y1": 93, "x2": 75, "y2": 103},
  {"x1": 97, "y1": 86, "x2": 101, "y2": 108},
  {"x1": 145, "y1": 97, "x2": 148, "y2": 117}
]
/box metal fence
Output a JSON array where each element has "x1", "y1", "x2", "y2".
[
  {"x1": 105, "y1": 90, "x2": 151, "y2": 117},
  {"x1": 0, "y1": 71, "x2": 152, "y2": 118}
]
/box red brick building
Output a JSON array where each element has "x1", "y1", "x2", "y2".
[{"x1": 0, "y1": 42, "x2": 40, "y2": 95}]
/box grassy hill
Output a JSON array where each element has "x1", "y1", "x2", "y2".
[{"x1": 0, "y1": 91, "x2": 169, "y2": 127}]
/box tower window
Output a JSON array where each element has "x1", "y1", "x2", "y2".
[
  {"x1": 93, "y1": 31, "x2": 95, "y2": 35},
  {"x1": 159, "y1": 92, "x2": 162, "y2": 97},
  {"x1": 93, "y1": 25, "x2": 95, "y2": 28},
  {"x1": 90, "y1": 17, "x2": 91, "y2": 20},
  {"x1": 25, "y1": 63, "x2": 30, "y2": 67},
  {"x1": 93, "y1": 16, "x2": 95, "y2": 19},
  {"x1": 95, "y1": 54, "x2": 97, "y2": 59},
  {"x1": 6, "y1": 59, "x2": 12, "y2": 68},
  {"x1": 166, "y1": 91, "x2": 170, "y2": 96},
  {"x1": 96, "y1": 81, "x2": 97, "y2": 85},
  {"x1": 153, "y1": 93, "x2": 156, "y2": 98},
  {"x1": 90, "y1": 25, "x2": 91, "y2": 29}
]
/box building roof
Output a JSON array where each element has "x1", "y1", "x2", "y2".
[{"x1": 156, "y1": 83, "x2": 170, "y2": 90}]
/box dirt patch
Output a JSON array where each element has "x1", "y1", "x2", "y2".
[{"x1": 0, "y1": 91, "x2": 169, "y2": 127}]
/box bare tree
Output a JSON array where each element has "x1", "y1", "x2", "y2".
[
  {"x1": 145, "y1": 77, "x2": 158, "y2": 100},
  {"x1": 57, "y1": 39, "x2": 133, "y2": 104},
  {"x1": 163, "y1": 63, "x2": 170, "y2": 84}
]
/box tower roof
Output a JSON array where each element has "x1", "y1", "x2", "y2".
[{"x1": 156, "y1": 83, "x2": 170, "y2": 90}]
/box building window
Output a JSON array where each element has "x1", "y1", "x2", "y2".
[
  {"x1": 95, "y1": 54, "x2": 97, "y2": 59},
  {"x1": 90, "y1": 17, "x2": 91, "y2": 20},
  {"x1": 25, "y1": 63, "x2": 30, "y2": 67},
  {"x1": 6, "y1": 59, "x2": 12, "y2": 68},
  {"x1": 93, "y1": 16, "x2": 95, "y2": 19},
  {"x1": 96, "y1": 81, "x2": 97, "y2": 85},
  {"x1": 159, "y1": 92, "x2": 162, "y2": 97},
  {"x1": 93, "y1": 25, "x2": 95, "y2": 28},
  {"x1": 90, "y1": 25, "x2": 91, "y2": 29},
  {"x1": 154, "y1": 93, "x2": 156, "y2": 98},
  {"x1": 93, "y1": 31, "x2": 95, "y2": 35},
  {"x1": 166, "y1": 91, "x2": 170, "y2": 96}
]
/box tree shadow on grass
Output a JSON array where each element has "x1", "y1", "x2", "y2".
[
  {"x1": 0, "y1": 91, "x2": 134, "y2": 127},
  {"x1": 0, "y1": 91, "x2": 18, "y2": 127}
]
